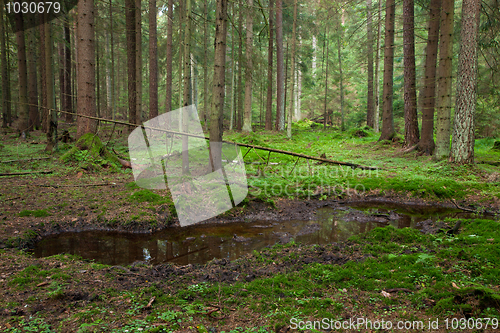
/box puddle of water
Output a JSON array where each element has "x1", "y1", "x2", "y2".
[{"x1": 33, "y1": 204, "x2": 470, "y2": 266}]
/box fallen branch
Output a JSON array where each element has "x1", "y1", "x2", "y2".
[
  {"x1": 0, "y1": 157, "x2": 51, "y2": 163},
  {"x1": 36, "y1": 183, "x2": 116, "y2": 188},
  {"x1": 451, "y1": 199, "x2": 478, "y2": 213},
  {"x1": 402, "y1": 144, "x2": 418, "y2": 153},
  {"x1": 112, "y1": 148, "x2": 132, "y2": 169},
  {"x1": 0, "y1": 171, "x2": 53, "y2": 177}
]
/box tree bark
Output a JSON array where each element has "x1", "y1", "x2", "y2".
[
  {"x1": 275, "y1": 0, "x2": 284, "y2": 131},
  {"x1": 15, "y1": 14, "x2": 29, "y2": 136},
  {"x1": 149, "y1": 0, "x2": 158, "y2": 119},
  {"x1": 374, "y1": 0, "x2": 382, "y2": 132},
  {"x1": 265, "y1": 0, "x2": 274, "y2": 130},
  {"x1": 378, "y1": 0, "x2": 396, "y2": 141},
  {"x1": 209, "y1": 0, "x2": 228, "y2": 170},
  {"x1": 287, "y1": 0, "x2": 297, "y2": 138},
  {"x1": 0, "y1": 3, "x2": 10, "y2": 127},
  {"x1": 338, "y1": 32, "x2": 344, "y2": 131},
  {"x1": 242, "y1": 0, "x2": 254, "y2": 132},
  {"x1": 126, "y1": 0, "x2": 136, "y2": 130},
  {"x1": 165, "y1": 0, "x2": 173, "y2": 114},
  {"x1": 418, "y1": 0, "x2": 441, "y2": 154},
  {"x1": 403, "y1": 0, "x2": 419, "y2": 146},
  {"x1": 203, "y1": 0, "x2": 209, "y2": 129},
  {"x1": 236, "y1": 4, "x2": 243, "y2": 130},
  {"x1": 435, "y1": 0, "x2": 454, "y2": 160},
  {"x1": 27, "y1": 23, "x2": 39, "y2": 130},
  {"x1": 136, "y1": 0, "x2": 142, "y2": 124},
  {"x1": 39, "y1": 16, "x2": 47, "y2": 132},
  {"x1": 76, "y1": 0, "x2": 97, "y2": 138},
  {"x1": 63, "y1": 21, "x2": 73, "y2": 122},
  {"x1": 323, "y1": 30, "x2": 329, "y2": 129},
  {"x1": 366, "y1": 0, "x2": 375, "y2": 128},
  {"x1": 451, "y1": 0, "x2": 480, "y2": 164},
  {"x1": 182, "y1": 0, "x2": 192, "y2": 174}
]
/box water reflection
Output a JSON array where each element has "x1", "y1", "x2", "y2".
[{"x1": 34, "y1": 205, "x2": 467, "y2": 266}]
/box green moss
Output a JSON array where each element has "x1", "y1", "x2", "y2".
[
  {"x1": 59, "y1": 133, "x2": 121, "y2": 168},
  {"x1": 19, "y1": 209, "x2": 50, "y2": 217}
]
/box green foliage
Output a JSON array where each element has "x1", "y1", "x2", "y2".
[
  {"x1": 129, "y1": 189, "x2": 166, "y2": 204},
  {"x1": 5, "y1": 317, "x2": 54, "y2": 332},
  {"x1": 18, "y1": 209, "x2": 50, "y2": 217}
]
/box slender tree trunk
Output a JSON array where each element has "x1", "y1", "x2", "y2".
[
  {"x1": 451, "y1": 0, "x2": 480, "y2": 164},
  {"x1": 203, "y1": 0, "x2": 209, "y2": 129},
  {"x1": 64, "y1": 22, "x2": 73, "y2": 122},
  {"x1": 27, "y1": 24, "x2": 39, "y2": 130},
  {"x1": 15, "y1": 14, "x2": 29, "y2": 136},
  {"x1": 165, "y1": 0, "x2": 173, "y2": 114},
  {"x1": 284, "y1": 42, "x2": 288, "y2": 123},
  {"x1": 136, "y1": 0, "x2": 142, "y2": 124},
  {"x1": 338, "y1": 33, "x2": 344, "y2": 131},
  {"x1": 435, "y1": 0, "x2": 454, "y2": 160},
  {"x1": 265, "y1": 0, "x2": 274, "y2": 130},
  {"x1": 403, "y1": 0, "x2": 419, "y2": 146},
  {"x1": 149, "y1": 0, "x2": 158, "y2": 119},
  {"x1": 323, "y1": 30, "x2": 329, "y2": 129},
  {"x1": 287, "y1": 0, "x2": 298, "y2": 138},
  {"x1": 45, "y1": 18, "x2": 57, "y2": 150},
  {"x1": 0, "y1": 4, "x2": 11, "y2": 127},
  {"x1": 378, "y1": 0, "x2": 396, "y2": 141},
  {"x1": 178, "y1": 0, "x2": 183, "y2": 110},
  {"x1": 209, "y1": 0, "x2": 228, "y2": 171},
  {"x1": 105, "y1": 30, "x2": 111, "y2": 118},
  {"x1": 418, "y1": 0, "x2": 441, "y2": 154},
  {"x1": 374, "y1": 0, "x2": 382, "y2": 132},
  {"x1": 275, "y1": 0, "x2": 284, "y2": 130},
  {"x1": 38, "y1": 17, "x2": 46, "y2": 131},
  {"x1": 229, "y1": 5, "x2": 236, "y2": 131},
  {"x1": 236, "y1": 5, "x2": 243, "y2": 130},
  {"x1": 242, "y1": 0, "x2": 254, "y2": 132},
  {"x1": 366, "y1": 0, "x2": 375, "y2": 128},
  {"x1": 312, "y1": 35, "x2": 317, "y2": 76},
  {"x1": 126, "y1": 0, "x2": 136, "y2": 129},
  {"x1": 95, "y1": 16, "x2": 101, "y2": 118},
  {"x1": 182, "y1": 0, "x2": 192, "y2": 174},
  {"x1": 76, "y1": 0, "x2": 97, "y2": 138}
]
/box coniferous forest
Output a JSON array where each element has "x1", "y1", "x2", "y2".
[{"x1": 0, "y1": 0, "x2": 500, "y2": 331}]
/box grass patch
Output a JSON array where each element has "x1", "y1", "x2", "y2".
[{"x1": 18, "y1": 209, "x2": 50, "y2": 217}]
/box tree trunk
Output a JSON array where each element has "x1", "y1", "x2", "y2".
[
  {"x1": 374, "y1": 0, "x2": 382, "y2": 132},
  {"x1": 209, "y1": 0, "x2": 228, "y2": 171},
  {"x1": 105, "y1": 30, "x2": 111, "y2": 118},
  {"x1": 76, "y1": 0, "x2": 97, "y2": 138},
  {"x1": 178, "y1": 0, "x2": 183, "y2": 110},
  {"x1": 287, "y1": 0, "x2": 298, "y2": 138},
  {"x1": 45, "y1": 18, "x2": 57, "y2": 150},
  {"x1": 236, "y1": 5, "x2": 243, "y2": 130},
  {"x1": 149, "y1": 0, "x2": 158, "y2": 119},
  {"x1": 242, "y1": 0, "x2": 254, "y2": 132},
  {"x1": 403, "y1": 0, "x2": 419, "y2": 146},
  {"x1": 435, "y1": 0, "x2": 454, "y2": 160},
  {"x1": 451, "y1": 0, "x2": 480, "y2": 164},
  {"x1": 27, "y1": 24, "x2": 39, "y2": 130},
  {"x1": 0, "y1": 3, "x2": 11, "y2": 127},
  {"x1": 366, "y1": 0, "x2": 375, "y2": 128},
  {"x1": 39, "y1": 17, "x2": 47, "y2": 132},
  {"x1": 418, "y1": 0, "x2": 441, "y2": 154},
  {"x1": 275, "y1": 0, "x2": 284, "y2": 131},
  {"x1": 165, "y1": 0, "x2": 173, "y2": 114},
  {"x1": 265, "y1": 0, "x2": 274, "y2": 131},
  {"x1": 229, "y1": 4, "x2": 236, "y2": 131},
  {"x1": 64, "y1": 21, "x2": 73, "y2": 122},
  {"x1": 323, "y1": 30, "x2": 329, "y2": 129},
  {"x1": 338, "y1": 33, "x2": 344, "y2": 131},
  {"x1": 15, "y1": 14, "x2": 29, "y2": 136},
  {"x1": 182, "y1": 0, "x2": 192, "y2": 174},
  {"x1": 136, "y1": 0, "x2": 142, "y2": 124},
  {"x1": 126, "y1": 0, "x2": 136, "y2": 130},
  {"x1": 378, "y1": 0, "x2": 396, "y2": 141},
  {"x1": 203, "y1": 0, "x2": 209, "y2": 129}
]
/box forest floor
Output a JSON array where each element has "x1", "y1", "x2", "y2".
[{"x1": 0, "y1": 121, "x2": 499, "y2": 332}]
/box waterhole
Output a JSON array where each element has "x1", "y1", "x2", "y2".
[{"x1": 34, "y1": 203, "x2": 472, "y2": 266}]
